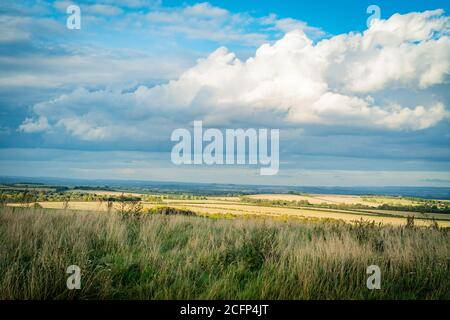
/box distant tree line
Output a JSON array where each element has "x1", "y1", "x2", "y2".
[
  {"x1": 239, "y1": 196, "x2": 450, "y2": 214},
  {"x1": 0, "y1": 190, "x2": 142, "y2": 204}
]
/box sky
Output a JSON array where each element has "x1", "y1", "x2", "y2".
[{"x1": 0, "y1": 0, "x2": 449, "y2": 187}]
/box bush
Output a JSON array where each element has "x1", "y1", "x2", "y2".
[
  {"x1": 116, "y1": 195, "x2": 144, "y2": 219},
  {"x1": 150, "y1": 207, "x2": 197, "y2": 216},
  {"x1": 406, "y1": 216, "x2": 415, "y2": 229}
]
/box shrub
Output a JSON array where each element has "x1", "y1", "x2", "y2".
[
  {"x1": 151, "y1": 207, "x2": 197, "y2": 216},
  {"x1": 406, "y1": 216, "x2": 415, "y2": 229},
  {"x1": 116, "y1": 194, "x2": 144, "y2": 220}
]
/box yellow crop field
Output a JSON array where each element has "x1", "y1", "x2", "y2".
[
  {"x1": 164, "y1": 203, "x2": 450, "y2": 227},
  {"x1": 8, "y1": 195, "x2": 450, "y2": 228},
  {"x1": 246, "y1": 193, "x2": 424, "y2": 207}
]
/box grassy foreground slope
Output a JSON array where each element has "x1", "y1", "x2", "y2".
[{"x1": 1, "y1": 206, "x2": 449, "y2": 299}]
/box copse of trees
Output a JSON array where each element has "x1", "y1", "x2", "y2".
[
  {"x1": 377, "y1": 203, "x2": 450, "y2": 214},
  {"x1": 0, "y1": 188, "x2": 209, "y2": 205},
  {"x1": 0, "y1": 189, "x2": 142, "y2": 204},
  {"x1": 0, "y1": 190, "x2": 38, "y2": 204}
]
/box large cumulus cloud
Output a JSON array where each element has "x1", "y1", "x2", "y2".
[{"x1": 20, "y1": 10, "x2": 450, "y2": 141}]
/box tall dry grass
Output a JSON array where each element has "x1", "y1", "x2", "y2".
[{"x1": 0, "y1": 206, "x2": 449, "y2": 299}]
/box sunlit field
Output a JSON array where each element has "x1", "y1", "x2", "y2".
[
  {"x1": 7, "y1": 193, "x2": 450, "y2": 227},
  {"x1": 245, "y1": 194, "x2": 438, "y2": 207}
]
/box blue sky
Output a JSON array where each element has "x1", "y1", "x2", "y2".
[
  {"x1": 0, "y1": 0, "x2": 449, "y2": 186},
  {"x1": 182, "y1": 0, "x2": 450, "y2": 34}
]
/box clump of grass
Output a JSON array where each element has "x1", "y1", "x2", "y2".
[
  {"x1": 0, "y1": 206, "x2": 449, "y2": 300},
  {"x1": 222, "y1": 225, "x2": 278, "y2": 272}
]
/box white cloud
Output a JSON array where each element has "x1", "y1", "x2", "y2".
[
  {"x1": 85, "y1": 4, "x2": 123, "y2": 16},
  {"x1": 0, "y1": 16, "x2": 31, "y2": 42},
  {"x1": 322, "y1": 10, "x2": 450, "y2": 92},
  {"x1": 18, "y1": 116, "x2": 50, "y2": 133},
  {"x1": 0, "y1": 51, "x2": 190, "y2": 90},
  {"x1": 54, "y1": 1, "x2": 124, "y2": 16},
  {"x1": 145, "y1": 2, "x2": 323, "y2": 45},
  {"x1": 260, "y1": 13, "x2": 326, "y2": 39},
  {"x1": 20, "y1": 10, "x2": 450, "y2": 140},
  {"x1": 0, "y1": 15, "x2": 62, "y2": 43},
  {"x1": 183, "y1": 2, "x2": 228, "y2": 18},
  {"x1": 101, "y1": 0, "x2": 161, "y2": 9}
]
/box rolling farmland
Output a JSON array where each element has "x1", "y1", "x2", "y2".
[{"x1": 7, "y1": 192, "x2": 450, "y2": 227}]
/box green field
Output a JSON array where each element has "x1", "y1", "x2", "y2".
[{"x1": 1, "y1": 205, "x2": 449, "y2": 299}]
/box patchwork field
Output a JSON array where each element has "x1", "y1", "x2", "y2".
[
  {"x1": 8, "y1": 193, "x2": 450, "y2": 227},
  {"x1": 245, "y1": 193, "x2": 442, "y2": 207}
]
